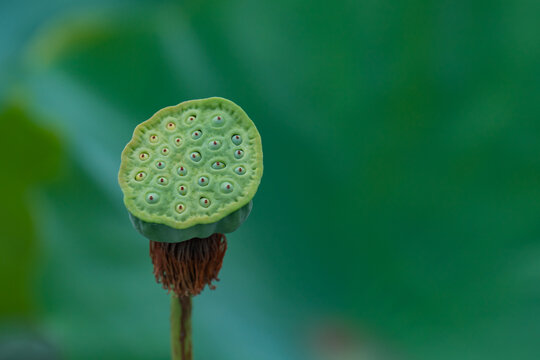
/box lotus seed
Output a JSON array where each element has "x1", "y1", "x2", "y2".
[
  {"x1": 212, "y1": 161, "x2": 226, "y2": 170},
  {"x1": 199, "y1": 197, "x2": 210, "y2": 208},
  {"x1": 231, "y1": 134, "x2": 242, "y2": 145},
  {"x1": 119, "y1": 97, "x2": 263, "y2": 241},
  {"x1": 208, "y1": 140, "x2": 221, "y2": 150},
  {"x1": 192, "y1": 130, "x2": 203, "y2": 140},
  {"x1": 234, "y1": 149, "x2": 244, "y2": 159},
  {"x1": 190, "y1": 152, "x2": 201, "y2": 162},
  {"x1": 177, "y1": 166, "x2": 188, "y2": 176},
  {"x1": 178, "y1": 185, "x2": 188, "y2": 196},
  {"x1": 175, "y1": 203, "x2": 186, "y2": 213},
  {"x1": 198, "y1": 176, "x2": 209, "y2": 186},
  {"x1": 212, "y1": 115, "x2": 224, "y2": 126},
  {"x1": 135, "y1": 171, "x2": 146, "y2": 181},
  {"x1": 146, "y1": 193, "x2": 159, "y2": 204},
  {"x1": 234, "y1": 166, "x2": 245, "y2": 175},
  {"x1": 221, "y1": 182, "x2": 233, "y2": 193},
  {"x1": 157, "y1": 176, "x2": 169, "y2": 185}
]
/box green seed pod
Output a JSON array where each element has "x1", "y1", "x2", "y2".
[{"x1": 118, "y1": 97, "x2": 263, "y2": 243}]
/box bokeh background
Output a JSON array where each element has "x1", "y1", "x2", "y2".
[{"x1": 1, "y1": 0, "x2": 540, "y2": 359}]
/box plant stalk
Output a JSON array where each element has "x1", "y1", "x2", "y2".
[{"x1": 171, "y1": 294, "x2": 192, "y2": 360}]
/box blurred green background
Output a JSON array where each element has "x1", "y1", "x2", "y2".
[{"x1": 1, "y1": 0, "x2": 539, "y2": 359}]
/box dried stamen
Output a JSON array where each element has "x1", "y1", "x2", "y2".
[{"x1": 149, "y1": 234, "x2": 227, "y2": 297}]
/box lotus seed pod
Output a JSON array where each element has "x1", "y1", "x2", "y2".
[{"x1": 118, "y1": 97, "x2": 263, "y2": 243}]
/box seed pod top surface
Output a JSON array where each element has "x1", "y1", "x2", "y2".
[{"x1": 118, "y1": 97, "x2": 263, "y2": 230}]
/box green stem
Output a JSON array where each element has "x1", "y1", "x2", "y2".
[{"x1": 170, "y1": 294, "x2": 192, "y2": 360}]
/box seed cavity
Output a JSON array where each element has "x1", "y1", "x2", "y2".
[
  {"x1": 139, "y1": 152, "x2": 149, "y2": 161},
  {"x1": 212, "y1": 115, "x2": 225, "y2": 126},
  {"x1": 175, "y1": 203, "x2": 186, "y2": 213},
  {"x1": 155, "y1": 161, "x2": 166, "y2": 169},
  {"x1": 221, "y1": 182, "x2": 233, "y2": 193},
  {"x1": 157, "y1": 176, "x2": 169, "y2": 185},
  {"x1": 146, "y1": 192, "x2": 159, "y2": 204},
  {"x1": 234, "y1": 166, "x2": 246, "y2": 175},
  {"x1": 192, "y1": 130, "x2": 203, "y2": 140},
  {"x1": 177, "y1": 166, "x2": 188, "y2": 176},
  {"x1": 199, "y1": 197, "x2": 210, "y2": 208},
  {"x1": 178, "y1": 185, "x2": 188, "y2": 196},
  {"x1": 208, "y1": 140, "x2": 222, "y2": 150},
  {"x1": 135, "y1": 172, "x2": 146, "y2": 181},
  {"x1": 166, "y1": 122, "x2": 176, "y2": 130},
  {"x1": 211, "y1": 161, "x2": 226, "y2": 170},
  {"x1": 149, "y1": 134, "x2": 159, "y2": 143},
  {"x1": 231, "y1": 134, "x2": 242, "y2": 145},
  {"x1": 187, "y1": 114, "x2": 196, "y2": 124},
  {"x1": 234, "y1": 149, "x2": 244, "y2": 159},
  {"x1": 190, "y1": 152, "x2": 201, "y2": 162},
  {"x1": 161, "y1": 147, "x2": 170, "y2": 155},
  {"x1": 174, "y1": 137, "x2": 182, "y2": 146},
  {"x1": 198, "y1": 176, "x2": 209, "y2": 186}
]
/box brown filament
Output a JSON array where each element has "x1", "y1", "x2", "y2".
[{"x1": 149, "y1": 233, "x2": 227, "y2": 297}]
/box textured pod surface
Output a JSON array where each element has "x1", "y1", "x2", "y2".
[{"x1": 118, "y1": 97, "x2": 263, "y2": 235}]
